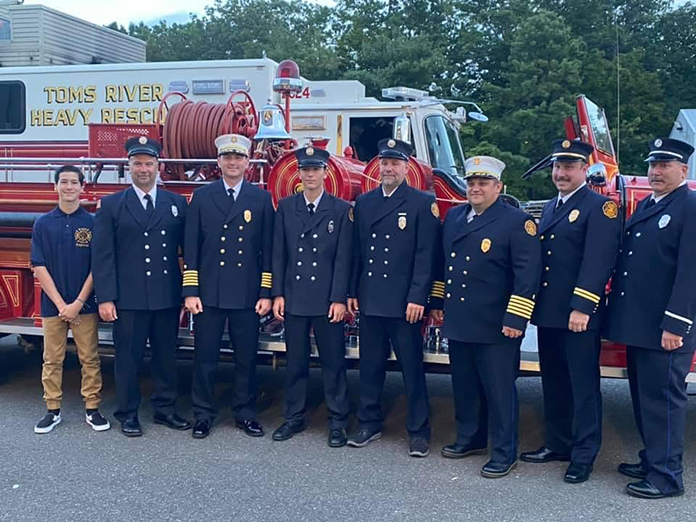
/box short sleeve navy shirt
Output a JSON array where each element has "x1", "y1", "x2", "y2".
[{"x1": 30, "y1": 207, "x2": 97, "y2": 317}]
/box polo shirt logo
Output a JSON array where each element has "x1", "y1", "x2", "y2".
[{"x1": 74, "y1": 228, "x2": 92, "y2": 247}]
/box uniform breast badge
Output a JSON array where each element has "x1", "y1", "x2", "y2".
[
  {"x1": 244, "y1": 210, "x2": 252, "y2": 223},
  {"x1": 602, "y1": 201, "x2": 618, "y2": 219},
  {"x1": 348, "y1": 207, "x2": 354, "y2": 222},
  {"x1": 171, "y1": 205, "x2": 179, "y2": 217},
  {"x1": 398, "y1": 213, "x2": 407, "y2": 230},
  {"x1": 569, "y1": 209, "x2": 580, "y2": 223},
  {"x1": 524, "y1": 220, "x2": 537, "y2": 236},
  {"x1": 328, "y1": 220, "x2": 335, "y2": 233},
  {"x1": 431, "y1": 202, "x2": 440, "y2": 218},
  {"x1": 481, "y1": 238, "x2": 491, "y2": 253},
  {"x1": 74, "y1": 228, "x2": 92, "y2": 247},
  {"x1": 659, "y1": 214, "x2": 671, "y2": 229}
]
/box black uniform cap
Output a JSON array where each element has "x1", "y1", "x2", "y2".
[
  {"x1": 645, "y1": 138, "x2": 694, "y2": 164},
  {"x1": 296, "y1": 146, "x2": 330, "y2": 168},
  {"x1": 550, "y1": 139, "x2": 594, "y2": 163},
  {"x1": 377, "y1": 138, "x2": 412, "y2": 161},
  {"x1": 125, "y1": 136, "x2": 162, "y2": 158}
]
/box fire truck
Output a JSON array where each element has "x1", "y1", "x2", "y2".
[{"x1": 0, "y1": 56, "x2": 691, "y2": 379}]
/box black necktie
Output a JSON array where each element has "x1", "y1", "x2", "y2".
[
  {"x1": 144, "y1": 194, "x2": 154, "y2": 217},
  {"x1": 555, "y1": 199, "x2": 564, "y2": 212},
  {"x1": 644, "y1": 197, "x2": 656, "y2": 210},
  {"x1": 308, "y1": 202, "x2": 315, "y2": 216},
  {"x1": 228, "y1": 188, "x2": 235, "y2": 205}
]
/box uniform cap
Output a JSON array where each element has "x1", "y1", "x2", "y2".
[
  {"x1": 377, "y1": 138, "x2": 412, "y2": 161},
  {"x1": 215, "y1": 134, "x2": 252, "y2": 157},
  {"x1": 125, "y1": 136, "x2": 162, "y2": 158},
  {"x1": 550, "y1": 139, "x2": 594, "y2": 162},
  {"x1": 645, "y1": 137, "x2": 694, "y2": 164},
  {"x1": 295, "y1": 146, "x2": 330, "y2": 168},
  {"x1": 463, "y1": 156, "x2": 506, "y2": 180}
]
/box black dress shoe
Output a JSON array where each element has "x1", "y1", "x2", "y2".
[
  {"x1": 153, "y1": 413, "x2": 192, "y2": 431},
  {"x1": 564, "y1": 463, "x2": 592, "y2": 484},
  {"x1": 618, "y1": 462, "x2": 648, "y2": 479},
  {"x1": 520, "y1": 446, "x2": 570, "y2": 463},
  {"x1": 441, "y1": 443, "x2": 487, "y2": 459},
  {"x1": 121, "y1": 418, "x2": 142, "y2": 438},
  {"x1": 626, "y1": 480, "x2": 684, "y2": 499},
  {"x1": 272, "y1": 421, "x2": 305, "y2": 441},
  {"x1": 192, "y1": 419, "x2": 212, "y2": 439},
  {"x1": 347, "y1": 428, "x2": 382, "y2": 448},
  {"x1": 328, "y1": 428, "x2": 348, "y2": 448},
  {"x1": 481, "y1": 460, "x2": 517, "y2": 478},
  {"x1": 236, "y1": 419, "x2": 264, "y2": 437}
]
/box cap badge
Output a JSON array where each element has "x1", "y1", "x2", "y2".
[
  {"x1": 231, "y1": 136, "x2": 237, "y2": 143},
  {"x1": 569, "y1": 209, "x2": 580, "y2": 223},
  {"x1": 306, "y1": 147, "x2": 314, "y2": 156},
  {"x1": 481, "y1": 238, "x2": 491, "y2": 253},
  {"x1": 654, "y1": 139, "x2": 663, "y2": 148},
  {"x1": 474, "y1": 158, "x2": 481, "y2": 165},
  {"x1": 138, "y1": 136, "x2": 148, "y2": 145},
  {"x1": 388, "y1": 139, "x2": 396, "y2": 148},
  {"x1": 524, "y1": 220, "x2": 537, "y2": 236},
  {"x1": 659, "y1": 214, "x2": 671, "y2": 229},
  {"x1": 562, "y1": 140, "x2": 571, "y2": 149}
]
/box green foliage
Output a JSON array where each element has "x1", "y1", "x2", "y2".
[{"x1": 105, "y1": 0, "x2": 696, "y2": 200}]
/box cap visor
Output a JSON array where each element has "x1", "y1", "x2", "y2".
[
  {"x1": 127, "y1": 148, "x2": 158, "y2": 157},
  {"x1": 379, "y1": 151, "x2": 409, "y2": 161},
  {"x1": 299, "y1": 160, "x2": 327, "y2": 168}
]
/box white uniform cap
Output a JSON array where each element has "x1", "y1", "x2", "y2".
[
  {"x1": 464, "y1": 156, "x2": 506, "y2": 180},
  {"x1": 215, "y1": 134, "x2": 251, "y2": 157}
]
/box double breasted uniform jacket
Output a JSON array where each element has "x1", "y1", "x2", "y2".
[
  {"x1": 532, "y1": 185, "x2": 622, "y2": 329},
  {"x1": 182, "y1": 179, "x2": 274, "y2": 308},
  {"x1": 430, "y1": 198, "x2": 541, "y2": 343},
  {"x1": 272, "y1": 192, "x2": 353, "y2": 315},
  {"x1": 92, "y1": 187, "x2": 187, "y2": 310},
  {"x1": 350, "y1": 182, "x2": 440, "y2": 316}
]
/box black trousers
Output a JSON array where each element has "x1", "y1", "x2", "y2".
[
  {"x1": 537, "y1": 327, "x2": 602, "y2": 465},
  {"x1": 627, "y1": 345, "x2": 694, "y2": 494},
  {"x1": 191, "y1": 307, "x2": 259, "y2": 422},
  {"x1": 282, "y1": 314, "x2": 349, "y2": 429},
  {"x1": 449, "y1": 339, "x2": 520, "y2": 465},
  {"x1": 357, "y1": 315, "x2": 430, "y2": 438},
  {"x1": 112, "y1": 307, "x2": 180, "y2": 421}
]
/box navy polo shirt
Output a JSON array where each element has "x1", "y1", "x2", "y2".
[{"x1": 30, "y1": 207, "x2": 97, "y2": 317}]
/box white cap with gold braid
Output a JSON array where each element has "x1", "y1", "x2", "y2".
[
  {"x1": 463, "y1": 156, "x2": 506, "y2": 180},
  {"x1": 215, "y1": 134, "x2": 252, "y2": 157}
]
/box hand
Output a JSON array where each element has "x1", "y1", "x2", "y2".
[
  {"x1": 328, "y1": 302, "x2": 347, "y2": 323},
  {"x1": 273, "y1": 296, "x2": 285, "y2": 322},
  {"x1": 256, "y1": 298, "x2": 272, "y2": 316},
  {"x1": 347, "y1": 298, "x2": 359, "y2": 315},
  {"x1": 502, "y1": 326, "x2": 524, "y2": 338},
  {"x1": 429, "y1": 309, "x2": 444, "y2": 322},
  {"x1": 568, "y1": 310, "x2": 590, "y2": 333},
  {"x1": 59, "y1": 301, "x2": 82, "y2": 323},
  {"x1": 185, "y1": 296, "x2": 203, "y2": 315},
  {"x1": 405, "y1": 303, "x2": 425, "y2": 324},
  {"x1": 662, "y1": 331, "x2": 684, "y2": 351},
  {"x1": 98, "y1": 301, "x2": 118, "y2": 322}
]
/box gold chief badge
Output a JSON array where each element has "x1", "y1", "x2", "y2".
[
  {"x1": 524, "y1": 220, "x2": 537, "y2": 236},
  {"x1": 431, "y1": 202, "x2": 440, "y2": 218},
  {"x1": 244, "y1": 210, "x2": 252, "y2": 223},
  {"x1": 569, "y1": 209, "x2": 580, "y2": 223},
  {"x1": 481, "y1": 238, "x2": 491, "y2": 253},
  {"x1": 603, "y1": 200, "x2": 618, "y2": 219},
  {"x1": 398, "y1": 215, "x2": 407, "y2": 230}
]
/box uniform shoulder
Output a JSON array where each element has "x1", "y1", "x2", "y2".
[
  {"x1": 585, "y1": 188, "x2": 611, "y2": 205},
  {"x1": 159, "y1": 188, "x2": 187, "y2": 205},
  {"x1": 329, "y1": 194, "x2": 351, "y2": 211},
  {"x1": 683, "y1": 187, "x2": 696, "y2": 210},
  {"x1": 99, "y1": 188, "x2": 128, "y2": 207},
  {"x1": 356, "y1": 188, "x2": 378, "y2": 203},
  {"x1": 505, "y1": 204, "x2": 534, "y2": 223}
]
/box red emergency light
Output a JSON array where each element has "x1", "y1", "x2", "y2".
[{"x1": 273, "y1": 60, "x2": 302, "y2": 94}]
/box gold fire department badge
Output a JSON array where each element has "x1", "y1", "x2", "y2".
[
  {"x1": 398, "y1": 215, "x2": 407, "y2": 230},
  {"x1": 306, "y1": 147, "x2": 314, "y2": 156},
  {"x1": 562, "y1": 140, "x2": 571, "y2": 149},
  {"x1": 524, "y1": 220, "x2": 537, "y2": 236},
  {"x1": 138, "y1": 136, "x2": 148, "y2": 145},
  {"x1": 481, "y1": 238, "x2": 491, "y2": 253},
  {"x1": 348, "y1": 207, "x2": 354, "y2": 222},
  {"x1": 431, "y1": 202, "x2": 440, "y2": 218},
  {"x1": 569, "y1": 209, "x2": 580, "y2": 223},
  {"x1": 74, "y1": 228, "x2": 92, "y2": 247},
  {"x1": 474, "y1": 157, "x2": 481, "y2": 165},
  {"x1": 602, "y1": 201, "x2": 618, "y2": 219},
  {"x1": 244, "y1": 210, "x2": 252, "y2": 223}
]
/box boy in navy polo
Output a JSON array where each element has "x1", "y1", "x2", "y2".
[{"x1": 30, "y1": 165, "x2": 109, "y2": 433}]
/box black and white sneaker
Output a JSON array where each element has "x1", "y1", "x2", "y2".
[
  {"x1": 34, "y1": 411, "x2": 61, "y2": 434},
  {"x1": 86, "y1": 411, "x2": 111, "y2": 432},
  {"x1": 409, "y1": 436, "x2": 430, "y2": 458}
]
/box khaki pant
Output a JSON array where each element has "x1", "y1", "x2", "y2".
[{"x1": 41, "y1": 314, "x2": 102, "y2": 410}]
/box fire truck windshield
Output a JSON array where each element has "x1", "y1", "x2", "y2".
[{"x1": 424, "y1": 115, "x2": 466, "y2": 178}]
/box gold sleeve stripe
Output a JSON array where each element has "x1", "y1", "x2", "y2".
[
  {"x1": 430, "y1": 290, "x2": 445, "y2": 298},
  {"x1": 506, "y1": 305, "x2": 532, "y2": 320},
  {"x1": 509, "y1": 295, "x2": 535, "y2": 308},
  {"x1": 508, "y1": 298, "x2": 534, "y2": 314},
  {"x1": 573, "y1": 287, "x2": 600, "y2": 304},
  {"x1": 261, "y1": 272, "x2": 273, "y2": 289}
]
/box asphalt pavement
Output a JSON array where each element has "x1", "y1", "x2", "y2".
[{"x1": 1, "y1": 335, "x2": 695, "y2": 522}]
